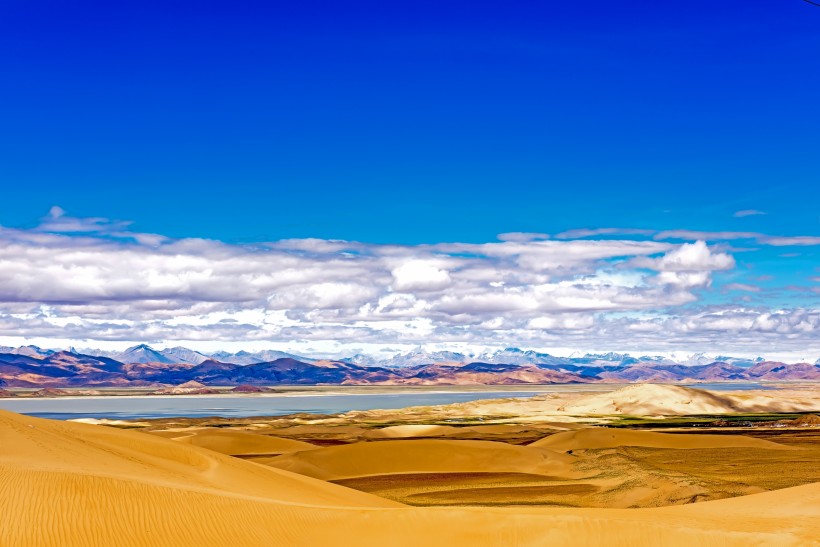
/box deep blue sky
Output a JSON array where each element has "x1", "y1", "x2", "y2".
[{"x1": 1, "y1": 0, "x2": 818, "y2": 244}]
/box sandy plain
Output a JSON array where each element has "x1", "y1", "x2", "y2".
[{"x1": 2, "y1": 383, "x2": 819, "y2": 546}]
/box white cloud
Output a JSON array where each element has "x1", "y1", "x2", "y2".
[
  {"x1": 733, "y1": 209, "x2": 766, "y2": 218},
  {"x1": 554, "y1": 228, "x2": 655, "y2": 239},
  {"x1": 723, "y1": 283, "x2": 761, "y2": 293},
  {"x1": 637, "y1": 240, "x2": 734, "y2": 272},
  {"x1": 496, "y1": 232, "x2": 550, "y2": 242},
  {"x1": 655, "y1": 271, "x2": 712, "y2": 289},
  {"x1": 759, "y1": 236, "x2": 820, "y2": 246},
  {"x1": 391, "y1": 260, "x2": 452, "y2": 291},
  {"x1": 527, "y1": 315, "x2": 595, "y2": 330},
  {"x1": 0, "y1": 210, "x2": 816, "y2": 357},
  {"x1": 655, "y1": 230, "x2": 820, "y2": 247}
]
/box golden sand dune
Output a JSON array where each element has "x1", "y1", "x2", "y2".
[
  {"x1": 561, "y1": 383, "x2": 813, "y2": 415},
  {"x1": 2, "y1": 409, "x2": 819, "y2": 546},
  {"x1": 532, "y1": 427, "x2": 791, "y2": 451},
  {"x1": 363, "y1": 424, "x2": 467, "y2": 438},
  {"x1": 151, "y1": 427, "x2": 319, "y2": 456},
  {"x1": 363, "y1": 423, "x2": 554, "y2": 440},
  {"x1": 264, "y1": 439, "x2": 575, "y2": 480},
  {"x1": 0, "y1": 410, "x2": 396, "y2": 509}
]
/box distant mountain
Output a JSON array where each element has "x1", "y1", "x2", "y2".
[
  {"x1": 117, "y1": 344, "x2": 176, "y2": 364},
  {"x1": 208, "y1": 350, "x2": 315, "y2": 365},
  {"x1": 0, "y1": 350, "x2": 136, "y2": 387},
  {"x1": 347, "y1": 348, "x2": 469, "y2": 368},
  {"x1": 80, "y1": 344, "x2": 175, "y2": 364},
  {"x1": 208, "y1": 350, "x2": 263, "y2": 365},
  {"x1": 744, "y1": 361, "x2": 820, "y2": 381},
  {"x1": 0, "y1": 345, "x2": 56, "y2": 359},
  {"x1": 159, "y1": 347, "x2": 210, "y2": 365},
  {"x1": 1, "y1": 344, "x2": 818, "y2": 389},
  {"x1": 475, "y1": 348, "x2": 571, "y2": 366}
]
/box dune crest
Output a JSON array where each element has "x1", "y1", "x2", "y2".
[
  {"x1": 264, "y1": 439, "x2": 575, "y2": 480},
  {"x1": 152, "y1": 427, "x2": 319, "y2": 456},
  {"x1": 533, "y1": 427, "x2": 791, "y2": 451}
]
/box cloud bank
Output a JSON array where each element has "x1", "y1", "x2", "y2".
[{"x1": 0, "y1": 210, "x2": 817, "y2": 357}]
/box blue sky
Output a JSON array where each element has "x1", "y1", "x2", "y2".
[{"x1": 0, "y1": 1, "x2": 817, "y2": 359}]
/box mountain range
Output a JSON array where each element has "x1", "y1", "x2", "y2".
[{"x1": 0, "y1": 344, "x2": 818, "y2": 388}]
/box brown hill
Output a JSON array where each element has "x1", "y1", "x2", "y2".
[
  {"x1": 32, "y1": 388, "x2": 71, "y2": 397},
  {"x1": 231, "y1": 384, "x2": 270, "y2": 393},
  {"x1": 386, "y1": 363, "x2": 585, "y2": 385},
  {"x1": 745, "y1": 361, "x2": 820, "y2": 380}
]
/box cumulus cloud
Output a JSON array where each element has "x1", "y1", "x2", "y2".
[
  {"x1": 391, "y1": 260, "x2": 452, "y2": 291},
  {"x1": 630, "y1": 241, "x2": 734, "y2": 289},
  {"x1": 648, "y1": 241, "x2": 735, "y2": 272},
  {"x1": 0, "y1": 209, "x2": 816, "y2": 356}
]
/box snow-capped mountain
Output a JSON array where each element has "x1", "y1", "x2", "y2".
[
  {"x1": 474, "y1": 348, "x2": 571, "y2": 366},
  {"x1": 0, "y1": 343, "x2": 802, "y2": 370},
  {"x1": 0, "y1": 345, "x2": 57, "y2": 359},
  {"x1": 209, "y1": 350, "x2": 315, "y2": 365},
  {"x1": 117, "y1": 344, "x2": 176, "y2": 364},
  {"x1": 346, "y1": 348, "x2": 469, "y2": 367},
  {"x1": 159, "y1": 347, "x2": 211, "y2": 365}
]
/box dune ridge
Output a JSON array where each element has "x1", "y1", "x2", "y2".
[
  {"x1": 532, "y1": 427, "x2": 791, "y2": 451},
  {"x1": 152, "y1": 427, "x2": 319, "y2": 456},
  {"x1": 263, "y1": 439, "x2": 575, "y2": 480}
]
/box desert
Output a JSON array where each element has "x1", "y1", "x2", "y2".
[{"x1": 3, "y1": 383, "x2": 820, "y2": 546}]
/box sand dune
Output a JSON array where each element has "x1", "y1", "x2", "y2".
[
  {"x1": 0, "y1": 410, "x2": 396, "y2": 509},
  {"x1": 150, "y1": 427, "x2": 318, "y2": 456},
  {"x1": 363, "y1": 423, "x2": 550, "y2": 439},
  {"x1": 2, "y1": 409, "x2": 820, "y2": 546},
  {"x1": 264, "y1": 439, "x2": 575, "y2": 480},
  {"x1": 556, "y1": 383, "x2": 820, "y2": 417},
  {"x1": 363, "y1": 424, "x2": 467, "y2": 438},
  {"x1": 533, "y1": 427, "x2": 791, "y2": 451},
  {"x1": 558, "y1": 383, "x2": 816, "y2": 415},
  {"x1": 562, "y1": 384, "x2": 741, "y2": 415}
]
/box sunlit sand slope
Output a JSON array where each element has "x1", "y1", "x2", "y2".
[
  {"x1": 0, "y1": 409, "x2": 399, "y2": 509},
  {"x1": 264, "y1": 439, "x2": 575, "y2": 480},
  {"x1": 150, "y1": 427, "x2": 319, "y2": 456},
  {"x1": 2, "y1": 409, "x2": 819, "y2": 546},
  {"x1": 562, "y1": 384, "x2": 814, "y2": 415},
  {"x1": 533, "y1": 427, "x2": 791, "y2": 451}
]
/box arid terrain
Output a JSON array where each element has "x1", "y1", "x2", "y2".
[{"x1": 2, "y1": 383, "x2": 819, "y2": 546}]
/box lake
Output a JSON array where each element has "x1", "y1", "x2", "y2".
[
  {"x1": 0, "y1": 390, "x2": 544, "y2": 420},
  {"x1": 0, "y1": 382, "x2": 767, "y2": 420}
]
